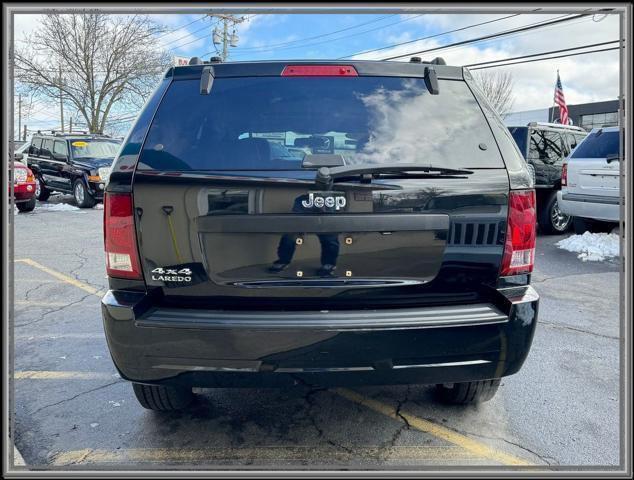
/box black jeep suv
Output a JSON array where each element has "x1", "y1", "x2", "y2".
[
  {"x1": 508, "y1": 122, "x2": 587, "y2": 234},
  {"x1": 26, "y1": 132, "x2": 122, "y2": 207},
  {"x1": 101, "y1": 59, "x2": 539, "y2": 410}
]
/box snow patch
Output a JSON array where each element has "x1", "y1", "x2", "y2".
[
  {"x1": 37, "y1": 203, "x2": 81, "y2": 212},
  {"x1": 556, "y1": 232, "x2": 620, "y2": 262},
  {"x1": 93, "y1": 203, "x2": 104, "y2": 210}
]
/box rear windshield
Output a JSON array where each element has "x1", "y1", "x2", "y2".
[
  {"x1": 138, "y1": 76, "x2": 503, "y2": 171},
  {"x1": 571, "y1": 130, "x2": 619, "y2": 159},
  {"x1": 508, "y1": 127, "x2": 528, "y2": 158}
]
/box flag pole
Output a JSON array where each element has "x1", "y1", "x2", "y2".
[{"x1": 549, "y1": 70, "x2": 557, "y2": 123}]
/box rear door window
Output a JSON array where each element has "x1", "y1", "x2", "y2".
[
  {"x1": 41, "y1": 139, "x2": 54, "y2": 159},
  {"x1": 53, "y1": 140, "x2": 69, "y2": 158},
  {"x1": 138, "y1": 76, "x2": 504, "y2": 172},
  {"x1": 564, "y1": 132, "x2": 587, "y2": 154},
  {"x1": 528, "y1": 129, "x2": 564, "y2": 164},
  {"x1": 571, "y1": 130, "x2": 619, "y2": 159},
  {"x1": 30, "y1": 137, "x2": 43, "y2": 155}
]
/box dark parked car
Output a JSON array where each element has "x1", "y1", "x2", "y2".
[
  {"x1": 508, "y1": 122, "x2": 587, "y2": 234},
  {"x1": 102, "y1": 58, "x2": 539, "y2": 410},
  {"x1": 26, "y1": 132, "x2": 122, "y2": 208}
]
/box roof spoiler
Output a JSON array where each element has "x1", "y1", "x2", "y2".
[
  {"x1": 425, "y1": 67, "x2": 439, "y2": 95},
  {"x1": 200, "y1": 66, "x2": 215, "y2": 95},
  {"x1": 410, "y1": 57, "x2": 439, "y2": 94}
]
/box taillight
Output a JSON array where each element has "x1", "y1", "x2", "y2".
[
  {"x1": 500, "y1": 190, "x2": 536, "y2": 276},
  {"x1": 561, "y1": 162, "x2": 568, "y2": 187},
  {"x1": 281, "y1": 65, "x2": 358, "y2": 76},
  {"x1": 14, "y1": 166, "x2": 27, "y2": 184},
  {"x1": 104, "y1": 192, "x2": 142, "y2": 279},
  {"x1": 26, "y1": 168, "x2": 35, "y2": 182}
]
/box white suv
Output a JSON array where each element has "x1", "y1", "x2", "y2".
[{"x1": 558, "y1": 126, "x2": 621, "y2": 234}]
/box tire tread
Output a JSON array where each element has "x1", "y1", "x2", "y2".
[
  {"x1": 436, "y1": 379, "x2": 500, "y2": 405},
  {"x1": 132, "y1": 383, "x2": 193, "y2": 411}
]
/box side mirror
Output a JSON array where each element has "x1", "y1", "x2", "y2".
[
  {"x1": 52, "y1": 152, "x2": 68, "y2": 162},
  {"x1": 606, "y1": 153, "x2": 620, "y2": 163},
  {"x1": 14, "y1": 153, "x2": 24, "y2": 161}
]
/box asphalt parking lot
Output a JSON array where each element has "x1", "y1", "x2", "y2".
[{"x1": 11, "y1": 195, "x2": 622, "y2": 470}]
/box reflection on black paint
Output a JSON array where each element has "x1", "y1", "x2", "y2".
[{"x1": 270, "y1": 194, "x2": 340, "y2": 276}]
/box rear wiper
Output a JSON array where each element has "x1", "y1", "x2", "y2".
[{"x1": 314, "y1": 163, "x2": 473, "y2": 189}]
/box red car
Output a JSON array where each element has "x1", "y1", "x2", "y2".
[{"x1": 12, "y1": 161, "x2": 37, "y2": 212}]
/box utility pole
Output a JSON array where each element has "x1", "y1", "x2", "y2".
[
  {"x1": 211, "y1": 14, "x2": 246, "y2": 61},
  {"x1": 59, "y1": 65, "x2": 64, "y2": 133},
  {"x1": 23, "y1": 125, "x2": 27, "y2": 142},
  {"x1": 69, "y1": 117, "x2": 73, "y2": 134},
  {"x1": 222, "y1": 16, "x2": 228, "y2": 61},
  {"x1": 17, "y1": 94, "x2": 21, "y2": 141}
]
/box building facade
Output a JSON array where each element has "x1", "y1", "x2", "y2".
[{"x1": 505, "y1": 99, "x2": 620, "y2": 131}]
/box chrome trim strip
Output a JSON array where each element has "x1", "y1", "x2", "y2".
[
  {"x1": 138, "y1": 303, "x2": 508, "y2": 331},
  {"x1": 152, "y1": 359, "x2": 491, "y2": 374},
  {"x1": 392, "y1": 359, "x2": 491, "y2": 369}
]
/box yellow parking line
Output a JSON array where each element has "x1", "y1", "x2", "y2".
[
  {"x1": 335, "y1": 388, "x2": 532, "y2": 466},
  {"x1": 14, "y1": 371, "x2": 114, "y2": 380},
  {"x1": 15, "y1": 300, "x2": 74, "y2": 307},
  {"x1": 50, "y1": 446, "x2": 483, "y2": 466},
  {"x1": 15, "y1": 333, "x2": 103, "y2": 340},
  {"x1": 13, "y1": 278, "x2": 59, "y2": 284},
  {"x1": 14, "y1": 258, "x2": 102, "y2": 297}
]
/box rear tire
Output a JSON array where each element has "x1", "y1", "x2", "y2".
[
  {"x1": 435, "y1": 379, "x2": 500, "y2": 405},
  {"x1": 73, "y1": 179, "x2": 96, "y2": 208},
  {"x1": 539, "y1": 191, "x2": 571, "y2": 235},
  {"x1": 35, "y1": 177, "x2": 51, "y2": 201},
  {"x1": 572, "y1": 217, "x2": 615, "y2": 235},
  {"x1": 16, "y1": 197, "x2": 36, "y2": 212},
  {"x1": 132, "y1": 383, "x2": 194, "y2": 411}
]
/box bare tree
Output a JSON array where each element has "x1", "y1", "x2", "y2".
[
  {"x1": 15, "y1": 14, "x2": 171, "y2": 133},
  {"x1": 472, "y1": 70, "x2": 515, "y2": 118}
]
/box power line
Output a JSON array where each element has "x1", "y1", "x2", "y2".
[
  {"x1": 160, "y1": 18, "x2": 212, "y2": 48},
  {"x1": 228, "y1": 13, "x2": 427, "y2": 58},
  {"x1": 463, "y1": 40, "x2": 620, "y2": 68},
  {"x1": 469, "y1": 46, "x2": 621, "y2": 70},
  {"x1": 168, "y1": 18, "x2": 221, "y2": 52},
  {"x1": 155, "y1": 14, "x2": 209, "y2": 40},
  {"x1": 338, "y1": 13, "x2": 522, "y2": 59},
  {"x1": 232, "y1": 14, "x2": 397, "y2": 52},
  {"x1": 428, "y1": 14, "x2": 593, "y2": 59},
  {"x1": 381, "y1": 13, "x2": 585, "y2": 61}
]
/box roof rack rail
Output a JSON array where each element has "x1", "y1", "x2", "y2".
[
  {"x1": 44, "y1": 129, "x2": 113, "y2": 138},
  {"x1": 527, "y1": 121, "x2": 586, "y2": 131}
]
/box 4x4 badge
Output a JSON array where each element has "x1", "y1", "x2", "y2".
[{"x1": 151, "y1": 267, "x2": 192, "y2": 282}]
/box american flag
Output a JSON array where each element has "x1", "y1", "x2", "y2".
[{"x1": 554, "y1": 71, "x2": 569, "y2": 125}]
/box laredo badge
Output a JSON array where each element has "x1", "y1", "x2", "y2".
[
  {"x1": 150, "y1": 262, "x2": 208, "y2": 288},
  {"x1": 151, "y1": 267, "x2": 192, "y2": 283}
]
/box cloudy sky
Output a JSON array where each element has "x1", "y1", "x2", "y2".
[{"x1": 13, "y1": 11, "x2": 620, "y2": 134}]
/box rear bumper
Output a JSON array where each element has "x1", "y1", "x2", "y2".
[
  {"x1": 557, "y1": 191, "x2": 620, "y2": 222},
  {"x1": 87, "y1": 181, "x2": 105, "y2": 200},
  {"x1": 13, "y1": 183, "x2": 36, "y2": 202},
  {"x1": 101, "y1": 286, "x2": 539, "y2": 388}
]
